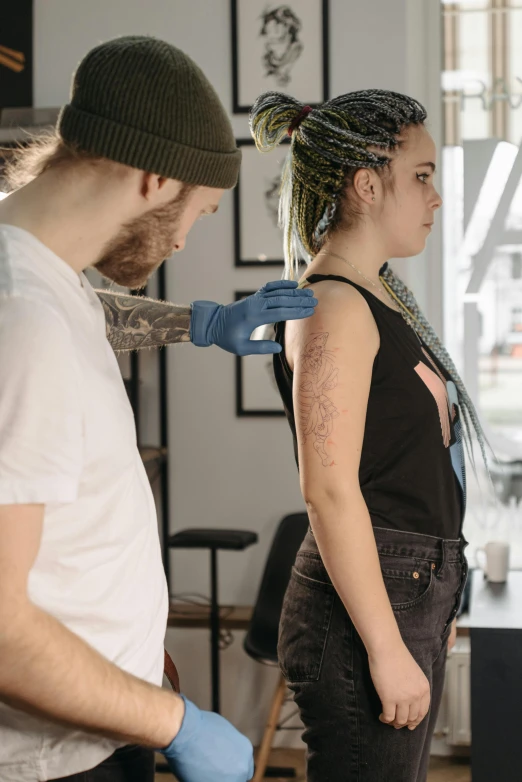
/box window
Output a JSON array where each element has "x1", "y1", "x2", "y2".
[{"x1": 442, "y1": 0, "x2": 522, "y2": 442}]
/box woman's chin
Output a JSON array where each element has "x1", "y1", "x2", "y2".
[
  {"x1": 411, "y1": 236, "x2": 429, "y2": 256},
  {"x1": 392, "y1": 241, "x2": 427, "y2": 259}
]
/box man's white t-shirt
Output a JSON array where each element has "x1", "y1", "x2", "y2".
[{"x1": 0, "y1": 225, "x2": 169, "y2": 781}]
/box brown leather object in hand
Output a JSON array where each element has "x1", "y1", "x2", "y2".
[{"x1": 164, "y1": 648, "x2": 180, "y2": 693}]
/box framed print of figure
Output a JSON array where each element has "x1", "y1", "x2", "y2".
[
  {"x1": 231, "y1": 0, "x2": 329, "y2": 114},
  {"x1": 234, "y1": 137, "x2": 290, "y2": 267},
  {"x1": 235, "y1": 291, "x2": 285, "y2": 416}
]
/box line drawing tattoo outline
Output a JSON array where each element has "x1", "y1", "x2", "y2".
[{"x1": 299, "y1": 332, "x2": 340, "y2": 466}]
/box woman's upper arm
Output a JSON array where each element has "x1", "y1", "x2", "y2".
[{"x1": 291, "y1": 283, "x2": 379, "y2": 502}]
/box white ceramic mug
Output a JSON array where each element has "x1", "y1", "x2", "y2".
[{"x1": 475, "y1": 541, "x2": 510, "y2": 583}]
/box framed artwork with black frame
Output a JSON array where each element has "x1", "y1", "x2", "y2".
[
  {"x1": 234, "y1": 137, "x2": 290, "y2": 268},
  {"x1": 235, "y1": 291, "x2": 285, "y2": 417},
  {"x1": 1, "y1": 0, "x2": 33, "y2": 110},
  {"x1": 231, "y1": 0, "x2": 329, "y2": 114}
]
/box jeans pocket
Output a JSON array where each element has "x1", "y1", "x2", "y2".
[
  {"x1": 278, "y1": 557, "x2": 335, "y2": 683},
  {"x1": 379, "y1": 554, "x2": 435, "y2": 610}
]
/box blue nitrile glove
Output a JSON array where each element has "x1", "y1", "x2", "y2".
[
  {"x1": 160, "y1": 695, "x2": 254, "y2": 782},
  {"x1": 190, "y1": 280, "x2": 317, "y2": 356}
]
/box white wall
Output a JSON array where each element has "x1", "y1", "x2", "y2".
[{"x1": 33, "y1": 0, "x2": 443, "y2": 744}]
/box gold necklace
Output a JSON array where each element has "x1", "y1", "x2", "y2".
[{"x1": 320, "y1": 251, "x2": 400, "y2": 312}]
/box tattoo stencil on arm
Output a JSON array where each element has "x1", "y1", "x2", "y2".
[{"x1": 299, "y1": 332, "x2": 340, "y2": 467}]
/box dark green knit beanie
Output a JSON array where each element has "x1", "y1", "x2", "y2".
[{"x1": 58, "y1": 35, "x2": 241, "y2": 189}]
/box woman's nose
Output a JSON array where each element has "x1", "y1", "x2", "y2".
[{"x1": 432, "y1": 189, "x2": 443, "y2": 211}]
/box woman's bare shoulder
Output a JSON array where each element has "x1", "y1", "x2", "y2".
[
  {"x1": 285, "y1": 278, "x2": 379, "y2": 371},
  {"x1": 300, "y1": 276, "x2": 373, "y2": 309}
]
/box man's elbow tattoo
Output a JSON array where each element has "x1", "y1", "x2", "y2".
[{"x1": 97, "y1": 292, "x2": 192, "y2": 351}]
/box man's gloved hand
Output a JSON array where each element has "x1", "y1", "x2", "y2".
[
  {"x1": 190, "y1": 280, "x2": 317, "y2": 356},
  {"x1": 160, "y1": 695, "x2": 254, "y2": 782}
]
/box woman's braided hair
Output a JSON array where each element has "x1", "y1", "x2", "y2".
[
  {"x1": 250, "y1": 88, "x2": 489, "y2": 469},
  {"x1": 380, "y1": 266, "x2": 488, "y2": 470}
]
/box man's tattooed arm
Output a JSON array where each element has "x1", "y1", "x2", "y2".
[
  {"x1": 95, "y1": 290, "x2": 192, "y2": 352},
  {"x1": 299, "y1": 332, "x2": 340, "y2": 467}
]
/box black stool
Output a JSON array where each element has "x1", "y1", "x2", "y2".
[{"x1": 168, "y1": 528, "x2": 258, "y2": 713}]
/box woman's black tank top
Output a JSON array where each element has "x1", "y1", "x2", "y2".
[{"x1": 274, "y1": 273, "x2": 463, "y2": 540}]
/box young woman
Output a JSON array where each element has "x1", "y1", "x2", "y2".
[{"x1": 250, "y1": 90, "x2": 487, "y2": 781}]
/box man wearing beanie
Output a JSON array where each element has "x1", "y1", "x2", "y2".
[{"x1": 0, "y1": 36, "x2": 316, "y2": 782}]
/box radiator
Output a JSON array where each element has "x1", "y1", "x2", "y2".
[{"x1": 433, "y1": 637, "x2": 471, "y2": 747}]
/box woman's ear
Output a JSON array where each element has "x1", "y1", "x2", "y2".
[{"x1": 353, "y1": 168, "x2": 378, "y2": 205}]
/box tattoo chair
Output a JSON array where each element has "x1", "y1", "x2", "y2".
[{"x1": 244, "y1": 513, "x2": 310, "y2": 781}]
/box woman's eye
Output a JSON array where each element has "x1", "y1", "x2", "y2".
[{"x1": 417, "y1": 173, "x2": 429, "y2": 184}]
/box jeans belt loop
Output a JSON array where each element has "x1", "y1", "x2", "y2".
[{"x1": 437, "y1": 540, "x2": 448, "y2": 578}]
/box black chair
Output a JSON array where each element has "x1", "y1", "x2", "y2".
[
  {"x1": 244, "y1": 513, "x2": 310, "y2": 782},
  {"x1": 168, "y1": 528, "x2": 258, "y2": 714}
]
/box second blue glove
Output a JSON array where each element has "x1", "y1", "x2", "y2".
[{"x1": 160, "y1": 695, "x2": 254, "y2": 782}]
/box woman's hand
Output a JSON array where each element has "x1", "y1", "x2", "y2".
[{"x1": 369, "y1": 641, "x2": 431, "y2": 731}]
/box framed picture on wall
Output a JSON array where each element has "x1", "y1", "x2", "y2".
[
  {"x1": 0, "y1": 0, "x2": 33, "y2": 110},
  {"x1": 231, "y1": 0, "x2": 330, "y2": 114},
  {"x1": 234, "y1": 137, "x2": 290, "y2": 267},
  {"x1": 235, "y1": 291, "x2": 285, "y2": 417}
]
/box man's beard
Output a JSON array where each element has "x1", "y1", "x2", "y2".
[{"x1": 94, "y1": 190, "x2": 189, "y2": 290}]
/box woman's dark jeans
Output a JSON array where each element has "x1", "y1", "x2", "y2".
[
  {"x1": 49, "y1": 745, "x2": 155, "y2": 781},
  {"x1": 278, "y1": 526, "x2": 469, "y2": 782}
]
